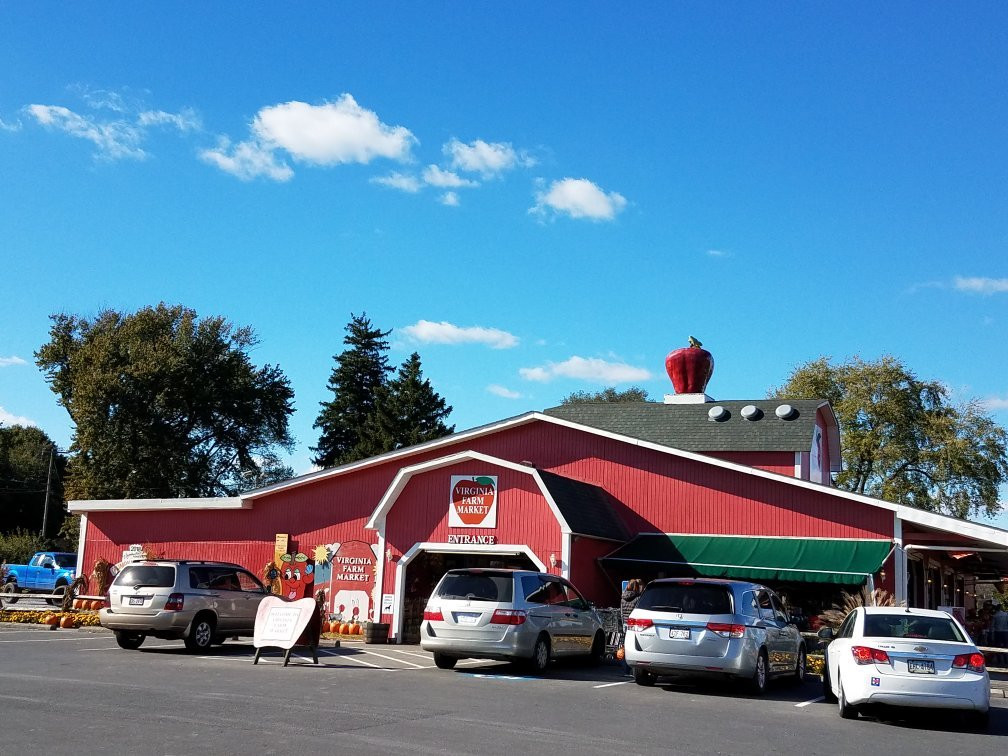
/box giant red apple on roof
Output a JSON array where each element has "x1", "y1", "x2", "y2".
[{"x1": 665, "y1": 336, "x2": 714, "y2": 394}]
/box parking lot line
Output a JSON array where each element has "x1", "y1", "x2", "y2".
[
  {"x1": 358, "y1": 648, "x2": 426, "y2": 667},
  {"x1": 593, "y1": 681, "x2": 631, "y2": 689},
  {"x1": 795, "y1": 696, "x2": 824, "y2": 707},
  {"x1": 391, "y1": 649, "x2": 434, "y2": 660}
]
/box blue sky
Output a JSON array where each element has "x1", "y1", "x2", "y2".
[{"x1": 2, "y1": 4, "x2": 1007, "y2": 526}]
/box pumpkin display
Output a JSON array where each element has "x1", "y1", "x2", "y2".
[
  {"x1": 43, "y1": 614, "x2": 59, "y2": 626},
  {"x1": 72, "y1": 599, "x2": 84, "y2": 610},
  {"x1": 60, "y1": 615, "x2": 75, "y2": 629},
  {"x1": 90, "y1": 600, "x2": 104, "y2": 610},
  {"x1": 349, "y1": 622, "x2": 361, "y2": 635},
  {"x1": 339, "y1": 622, "x2": 350, "y2": 635},
  {"x1": 322, "y1": 620, "x2": 332, "y2": 634}
]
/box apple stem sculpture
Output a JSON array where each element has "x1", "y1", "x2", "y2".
[{"x1": 665, "y1": 336, "x2": 714, "y2": 395}]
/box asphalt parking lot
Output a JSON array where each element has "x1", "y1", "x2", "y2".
[{"x1": 2, "y1": 624, "x2": 1006, "y2": 755}]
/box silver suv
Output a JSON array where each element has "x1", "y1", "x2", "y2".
[
  {"x1": 100, "y1": 560, "x2": 269, "y2": 652},
  {"x1": 420, "y1": 568, "x2": 605, "y2": 673},
  {"x1": 625, "y1": 578, "x2": 806, "y2": 693}
]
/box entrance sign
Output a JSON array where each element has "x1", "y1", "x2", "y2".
[
  {"x1": 447, "y1": 534, "x2": 497, "y2": 545},
  {"x1": 449, "y1": 475, "x2": 498, "y2": 528}
]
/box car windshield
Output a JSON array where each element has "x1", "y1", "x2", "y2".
[
  {"x1": 52, "y1": 554, "x2": 76, "y2": 568},
  {"x1": 435, "y1": 571, "x2": 514, "y2": 602},
  {"x1": 862, "y1": 614, "x2": 967, "y2": 642},
  {"x1": 116, "y1": 565, "x2": 175, "y2": 588},
  {"x1": 636, "y1": 583, "x2": 733, "y2": 615}
]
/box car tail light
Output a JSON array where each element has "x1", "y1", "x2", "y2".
[
  {"x1": 706, "y1": 622, "x2": 745, "y2": 638},
  {"x1": 164, "y1": 593, "x2": 184, "y2": 611},
  {"x1": 952, "y1": 653, "x2": 985, "y2": 673},
  {"x1": 626, "y1": 617, "x2": 653, "y2": 631},
  {"x1": 423, "y1": 609, "x2": 443, "y2": 622},
  {"x1": 490, "y1": 609, "x2": 527, "y2": 625},
  {"x1": 851, "y1": 645, "x2": 889, "y2": 664}
]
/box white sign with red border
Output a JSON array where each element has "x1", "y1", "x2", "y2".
[{"x1": 449, "y1": 475, "x2": 498, "y2": 529}]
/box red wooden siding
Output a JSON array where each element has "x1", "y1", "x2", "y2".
[
  {"x1": 380, "y1": 463, "x2": 563, "y2": 597},
  {"x1": 569, "y1": 536, "x2": 620, "y2": 605},
  {"x1": 706, "y1": 451, "x2": 797, "y2": 477}
]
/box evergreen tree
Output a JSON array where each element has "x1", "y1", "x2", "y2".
[
  {"x1": 357, "y1": 352, "x2": 454, "y2": 457},
  {"x1": 312, "y1": 313, "x2": 393, "y2": 467}
]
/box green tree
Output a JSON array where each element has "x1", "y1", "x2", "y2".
[
  {"x1": 312, "y1": 313, "x2": 394, "y2": 467},
  {"x1": 770, "y1": 355, "x2": 1008, "y2": 519},
  {"x1": 0, "y1": 424, "x2": 67, "y2": 535},
  {"x1": 560, "y1": 386, "x2": 651, "y2": 405},
  {"x1": 357, "y1": 352, "x2": 454, "y2": 456},
  {"x1": 35, "y1": 303, "x2": 295, "y2": 500}
]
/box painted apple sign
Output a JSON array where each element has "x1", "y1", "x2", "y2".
[{"x1": 449, "y1": 475, "x2": 498, "y2": 528}]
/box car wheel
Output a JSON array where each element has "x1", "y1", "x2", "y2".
[
  {"x1": 821, "y1": 654, "x2": 837, "y2": 702},
  {"x1": 750, "y1": 649, "x2": 769, "y2": 695},
  {"x1": 114, "y1": 631, "x2": 146, "y2": 650},
  {"x1": 793, "y1": 646, "x2": 807, "y2": 684},
  {"x1": 527, "y1": 634, "x2": 550, "y2": 674},
  {"x1": 633, "y1": 666, "x2": 656, "y2": 686},
  {"x1": 837, "y1": 677, "x2": 858, "y2": 719},
  {"x1": 184, "y1": 615, "x2": 216, "y2": 652},
  {"x1": 46, "y1": 583, "x2": 67, "y2": 606},
  {"x1": 587, "y1": 631, "x2": 605, "y2": 666},
  {"x1": 2, "y1": 582, "x2": 19, "y2": 605},
  {"x1": 433, "y1": 652, "x2": 458, "y2": 670}
]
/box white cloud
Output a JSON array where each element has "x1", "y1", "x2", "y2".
[
  {"x1": 251, "y1": 96, "x2": 416, "y2": 166},
  {"x1": 0, "y1": 116, "x2": 21, "y2": 132},
  {"x1": 199, "y1": 137, "x2": 293, "y2": 182},
  {"x1": 531, "y1": 178, "x2": 627, "y2": 221},
  {"x1": 26, "y1": 104, "x2": 147, "y2": 160},
  {"x1": 0, "y1": 406, "x2": 35, "y2": 427},
  {"x1": 439, "y1": 191, "x2": 460, "y2": 206},
  {"x1": 487, "y1": 384, "x2": 523, "y2": 399},
  {"x1": 401, "y1": 320, "x2": 519, "y2": 349},
  {"x1": 422, "y1": 164, "x2": 477, "y2": 188},
  {"x1": 444, "y1": 138, "x2": 533, "y2": 177},
  {"x1": 371, "y1": 171, "x2": 422, "y2": 193},
  {"x1": 519, "y1": 356, "x2": 652, "y2": 384},
  {"x1": 981, "y1": 397, "x2": 1008, "y2": 411},
  {"x1": 0, "y1": 355, "x2": 27, "y2": 367},
  {"x1": 706, "y1": 249, "x2": 731, "y2": 258},
  {"x1": 138, "y1": 108, "x2": 200, "y2": 131},
  {"x1": 954, "y1": 276, "x2": 1008, "y2": 295}
]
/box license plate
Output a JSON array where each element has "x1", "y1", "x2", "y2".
[
  {"x1": 668, "y1": 627, "x2": 691, "y2": 640},
  {"x1": 456, "y1": 612, "x2": 480, "y2": 625},
  {"x1": 908, "y1": 659, "x2": 935, "y2": 674},
  {"x1": 128, "y1": 596, "x2": 144, "y2": 606}
]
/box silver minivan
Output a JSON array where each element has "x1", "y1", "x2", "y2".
[
  {"x1": 625, "y1": 578, "x2": 806, "y2": 693},
  {"x1": 420, "y1": 568, "x2": 605, "y2": 673}
]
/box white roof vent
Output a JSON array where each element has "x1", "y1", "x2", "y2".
[
  {"x1": 775, "y1": 404, "x2": 797, "y2": 420},
  {"x1": 708, "y1": 405, "x2": 729, "y2": 422},
  {"x1": 740, "y1": 404, "x2": 763, "y2": 421}
]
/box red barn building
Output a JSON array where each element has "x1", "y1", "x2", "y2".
[{"x1": 71, "y1": 395, "x2": 1008, "y2": 643}]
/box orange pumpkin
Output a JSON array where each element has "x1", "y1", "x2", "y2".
[
  {"x1": 43, "y1": 614, "x2": 59, "y2": 626},
  {"x1": 322, "y1": 620, "x2": 333, "y2": 634},
  {"x1": 615, "y1": 647, "x2": 625, "y2": 661},
  {"x1": 349, "y1": 622, "x2": 361, "y2": 635},
  {"x1": 60, "y1": 615, "x2": 75, "y2": 629},
  {"x1": 71, "y1": 599, "x2": 82, "y2": 610},
  {"x1": 339, "y1": 622, "x2": 350, "y2": 635},
  {"x1": 91, "y1": 600, "x2": 104, "y2": 610}
]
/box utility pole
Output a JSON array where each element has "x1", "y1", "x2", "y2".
[{"x1": 41, "y1": 445, "x2": 55, "y2": 538}]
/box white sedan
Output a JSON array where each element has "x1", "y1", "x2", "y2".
[{"x1": 820, "y1": 606, "x2": 989, "y2": 728}]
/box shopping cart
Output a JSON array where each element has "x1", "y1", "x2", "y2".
[{"x1": 596, "y1": 607, "x2": 624, "y2": 660}]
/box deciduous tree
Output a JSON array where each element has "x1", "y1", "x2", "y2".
[
  {"x1": 771, "y1": 356, "x2": 1008, "y2": 519},
  {"x1": 0, "y1": 425, "x2": 66, "y2": 534},
  {"x1": 35, "y1": 304, "x2": 295, "y2": 500},
  {"x1": 560, "y1": 386, "x2": 651, "y2": 405}
]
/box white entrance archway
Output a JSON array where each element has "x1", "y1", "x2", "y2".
[{"x1": 390, "y1": 542, "x2": 547, "y2": 642}]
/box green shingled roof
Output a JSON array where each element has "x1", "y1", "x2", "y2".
[{"x1": 543, "y1": 399, "x2": 827, "y2": 453}]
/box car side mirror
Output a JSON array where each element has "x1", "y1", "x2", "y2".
[{"x1": 817, "y1": 627, "x2": 834, "y2": 640}]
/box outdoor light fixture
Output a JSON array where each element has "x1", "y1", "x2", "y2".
[
  {"x1": 549, "y1": 552, "x2": 558, "y2": 568},
  {"x1": 386, "y1": 547, "x2": 398, "y2": 562}
]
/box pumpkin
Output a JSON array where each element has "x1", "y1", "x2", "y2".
[
  {"x1": 615, "y1": 647, "x2": 625, "y2": 661},
  {"x1": 60, "y1": 615, "x2": 75, "y2": 629},
  {"x1": 72, "y1": 599, "x2": 83, "y2": 610},
  {"x1": 43, "y1": 614, "x2": 59, "y2": 626},
  {"x1": 349, "y1": 622, "x2": 361, "y2": 635},
  {"x1": 339, "y1": 622, "x2": 350, "y2": 635},
  {"x1": 91, "y1": 600, "x2": 104, "y2": 610},
  {"x1": 322, "y1": 620, "x2": 332, "y2": 634}
]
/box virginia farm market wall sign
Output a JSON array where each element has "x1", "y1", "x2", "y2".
[{"x1": 449, "y1": 475, "x2": 498, "y2": 528}]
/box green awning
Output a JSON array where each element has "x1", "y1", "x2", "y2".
[{"x1": 600, "y1": 534, "x2": 892, "y2": 585}]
